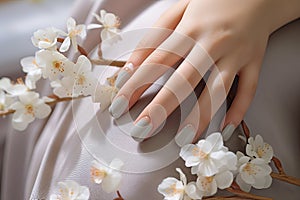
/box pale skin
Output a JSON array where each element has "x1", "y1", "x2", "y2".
[{"x1": 110, "y1": 0, "x2": 300, "y2": 144}]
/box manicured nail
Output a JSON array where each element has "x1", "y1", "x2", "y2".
[
  {"x1": 175, "y1": 124, "x2": 196, "y2": 147},
  {"x1": 115, "y1": 63, "x2": 134, "y2": 88},
  {"x1": 130, "y1": 116, "x2": 153, "y2": 142},
  {"x1": 108, "y1": 95, "x2": 129, "y2": 118},
  {"x1": 222, "y1": 124, "x2": 236, "y2": 141}
]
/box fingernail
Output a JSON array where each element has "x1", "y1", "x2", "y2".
[
  {"x1": 115, "y1": 63, "x2": 134, "y2": 88},
  {"x1": 175, "y1": 124, "x2": 196, "y2": 147},
  {"x1": 109, "y1": 95, "x2": 129, "y2": 118},
  {"x1": 222, "y1": 124, "x2": 236, "y2": 141},
  {"x1": 130, "y1": 116, "x2": 153, "y2": 142}
]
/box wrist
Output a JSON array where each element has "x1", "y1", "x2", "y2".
[{"x1": 265, "y1": 0, "x2": 300, "y2": 34}]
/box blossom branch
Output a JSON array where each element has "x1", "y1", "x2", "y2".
[
  {"x1": 0, "y1": 95, "x2": 85, "y2": 117},
  {"x1": 226, "y1": 187, "x2": 271, "y2": 200},
  {"x1": 241, "y1": 120, "x2": 250, "y2": 139},
  {"x1": 57, "y1": 38, "x2": 126, "y2": 67},
  {"x1": 271, "y1": 172, "x2": 300, "y2": 186},
  {"x1": 91, "y1": 58, "x2": 126, "y2": 68},
  {"x1": 241, "y1": 120, "x2": 300, "y2": 187},
  {"x1": 204, "y1": 196, "x2": 259, "y2": 200},
  {"x1": 113, "y1": 190, "x2": 124, "y2": 200},
  {"x1": 271, "y1": 156, "x2": 285, "y2": 175},
  {"x1": 0, "y1": 110, "x2": 14, "y2": 117}
]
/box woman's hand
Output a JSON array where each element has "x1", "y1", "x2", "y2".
[{"x1": 108, "y1": 0, "x2": 300, "y2": 146}]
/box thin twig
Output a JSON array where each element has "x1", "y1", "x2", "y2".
[
  {"x1": 272, "y1": 156, "x2": 285, "y2": 175},
  {"x1": 113, "y1": 190, "x2": 124, "y2": 200},
  {"x1": 91, "y1": 58, "x2": 126, "y2": 68},
  {"x1": 226, "y1": 187, "x2": 272, "y2": 200},
  {"x1": 57, "y1": 37, "x2": 126, "y2": 67},
  {"x1": 241, "y1": 120, "x2": 250, "y2": 139},
  {"x1": 204, "y1": 196, "x2": 253, "y2": 200},
  {"x1": 271, "y1": 172, "x2": 300, "y2": 186},
  {"x1": 0, "y1": 110, "x2": 15, "y2": 117}
]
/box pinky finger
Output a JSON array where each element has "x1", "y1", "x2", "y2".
[{"x1": 221, "y1": 63, "x2": 260, "y2": 141}]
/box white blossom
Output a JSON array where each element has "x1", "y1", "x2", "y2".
[
  {"x1": 31, "y1": 27, "x2": 58, "y2": 50},
  {"x1": 0, "y1": 77, "x2": 28, "y2": 97},
  {"x1": 50, "y1": 180, "x2": 90, "y2": 200},
  {"x1": 158, "y1": 168, "x2": 203, "y2": 200},
  {"x1": 36, "y1": 50, "x2": 74, "y2": 81},
  {"x1": 235, "y1": 151, "x2": 272, "y2": 192},
  {"x1": 21, "y1": 56, "x2": 43, "y2": 89},
  {"x1": 92, "y1": 84, "x2": 118, "y2": 112},
  {"x1": 91, "y1": 158, "x2": 124, "y2": 193},
  {"x1": 52, "y1": 78, "x2": 76, "y2": 98},
  {"x1": 53, "y1": 56, "x2": 97, "y2": 98},
  {"x1": 0, "y1": 89, "x2": 14, "y2": 111},
  {"x1": 246, "y1": 135, "x2": 273, "y2": 163},
  {"x1": 57, "y1": 17, "x2": 86, "y2": 52},
  {"x1": 180, "y1": 132, "x2": 237, "y2": 177},
  {"x1": 195, "y1": 170, "x2": 233, "y2": 197},
  {"x1": 9, "y1": 91, "x2": 51, "y2": 131},
  {"x1": 87, "y1": 10, "x2": 121, "y2": 44}
]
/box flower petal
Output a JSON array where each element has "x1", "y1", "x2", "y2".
[
  {"x1": 252, "y1": 175, "x2": 272, "y2": 189},
  {"x1": 176, "y1": 168, "x2": 187, "y2": 186},
  {"x1": 180, "y1": 144, "x2": 197, "y2": 161},
  {"x1": 185, "y1": 156, "x2": 200, "y2": 168},
  {"x1": 215, "y1": 171, "x2": 233, "y2": 189},
  {"x1": 196, "y1": 175, "x2": 217, "y2": 196},
  {"x1": 12, "y1": 119, "x2": 29, "y2": 131},
  {"x1": 87, "y1": 24, "x2": 103, "y2": 30},
  {"x1": 71, "y1": 37, "x2": 78, "y2": 52},
  {"x1": 185, "y1": 182, "x2": 203, "y2": 199},
  {"x1": 19, "y1": 91, "x2": 39, "y2": 104},
  {"x1": 236, "y1": 173, "x2": 251, "y2": 192},
  {"x1": 102, "y1": 171, "x2": 122, "y2": 193},
  {"x1": 158, "y1": 177, "x2": 184, "y2": 199},
  {"x1": 60, "y1": 36, "x2": 71, "y2": 52},
  {"x1": 104, "y1": 13, "x2": 117, "y2": 27},
  {"x1": 35, "y1": 102, "x2": 51, "y2": 119},
  {"x1": 92, "y1": 13, "x2": 102, "y2": 23},
  {"x1": 67, "y1": 17, "x2": 76, "y2": 31},
  {"x1": 205, "y1": 132, "x2": 224, "y2": 152},
  {"x1": 75, "y1": 55, "x2": 92, "y2": 72},
  {"x1": 101, "y1": 29, "x2": 110, "y2": 41},
  {"x1": 0, "y1": 77, "x2": 12, "y2": 91},
  {"x1": 109, "y1": 158, "x2": 124, "y2": 170},
  {"x1": 254, "y1": 135, "x2": 264, "y2": 147}
]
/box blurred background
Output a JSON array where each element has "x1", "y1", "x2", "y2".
[{"x1": 0, "y1": 0, "x2": 75, "y2": 79}]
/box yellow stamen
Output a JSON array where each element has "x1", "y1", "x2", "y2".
[
  {"x1": 52, "y1": 61, "x2": 64, "y2": 72},
  {"x1": 69, "y1": 29, "x2": 81, "y2": 38},
  {"x1": 91, "y1": 167, "x2": 107, "y2": 179},
  {"x1": 32, "y1": 59, "x2": 39, "y2": 68},
  {"x1": 192, "y1": 147, "x2": 208, "y2": 159},
  {"x1": 76, "y1": 75, "x2": 85, "y2": 85},
  {"x1": 25, "y1": 104, "x2": 34, "y2": 116},
  {"x1": 257, "y1": 144, "x2": 270, "y2": 158},
  {"x1": 243, "y1": 163, "x2": 257, "y2": 175},
  {"x1": 166, "y1": 183, "x2": 183, "y2": 196}
]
